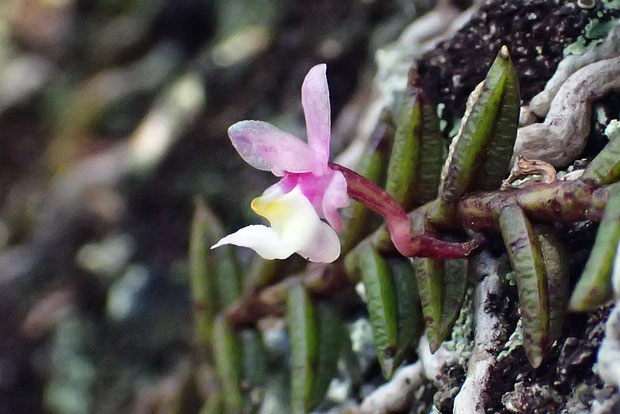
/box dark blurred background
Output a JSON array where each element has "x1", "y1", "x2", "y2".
[{"x1": 0, "y1": 1, "x2": 442, "y2": 412}]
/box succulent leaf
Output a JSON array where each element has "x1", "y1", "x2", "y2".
[
  {"x1": 439, "y1": 259, "x2": 469, "y2": 342},
  {"x1": 415, "y1": 82, "x2": 444, "y2": 204},
  {"x1": 581, "y1": 127, "x2": 620, "y2": 186},
  {"x1": 473, "y1": 49, "x2": 520, "y2": 191},
  {"x1": 569, "y1": 184, "x2": 620, "y2": 311},
  {"x1": 439, "y1": 46, "x2": 512, "y2": 202},
  {"x1": 413, "y1": 257, "x2": 444, "y2": 352},
  {"x1": 385, "y1": 86, "x2": 422, "y2": 209},
  {"x1": 240, "y1": 329, "x2": 267, "y2": 391},
  {"x1": 213, "y1": 316, "x2": 244, "y2": 413},
  {"x1": 390, "y1": 258, "x2": 423, "y2": 366},
  {"x1": 357, "y1": 243, "x2": 399, "y2": 378},
  {"x1": 308, "y1": 302, "x2": 344, "y2": 409},
  {"x1": 189, "y1": 200, "x2": 219, "y2": 348},
  {"x1": 535, "y1": 226, "x2": 569, "y2": 344},
  {"x1": 499, "y1": 204, "x2": 549, "y2": 368},
  {"x1": 287, "y1": 282, "x2": 319, "y2": 414}
]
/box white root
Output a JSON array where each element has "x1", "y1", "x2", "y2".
[
  {"x1": 513, "y1": 55, "x2": 620, "y2": 168},
  {"x1": 357, "y1": 362, "x2": 424, "y2": 414},
  {"x1": 529, "y1": 23, "x2": 620, "y2": 118},
  {"x1": 597, "y1": 302, "x2": 620, "y2": 390},
  {"x1": 454, "y1": 254, "x2": 506, "y2": 414},
  {"x1": 356, "y1": 335, "x2": 459, "y2": 414},
  {"x1": 597, "y1": 242, "x2": 620, "y2": 389},
  {"x1": 418, "y1": 335, "x2": 460, "y2": 386}
]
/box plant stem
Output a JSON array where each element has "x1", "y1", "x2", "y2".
[{"x1": 330, "y1": 162, "x2": 484, "y2": 259}]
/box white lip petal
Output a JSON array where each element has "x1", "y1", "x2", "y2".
[
  {"x1": 211, "y1": 224, "x2": 296, "y2": 260},
  {"x1": 258, "y1": 187, "x2": 341, "y2": 263},
  {"x1": 297, "y1": 220, "x2": 341, "y2": 263},
  {"x1": 213, "y1": 186, "x2": 342, "y2": 263}
]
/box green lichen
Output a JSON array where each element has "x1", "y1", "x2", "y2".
[
  {"x1": 603, "y1": 0, "x2": 620, "y2": 10},
  {"x1": 585, "y1": 18, "x2": 616, "y2": 40},
  {"x1": 437, "y1": 103, "x2": 448, "y2": 132},
  {"x1": 505, "y1": 271, "x2": 517, "y2": 287},
  {"x1": 605, "y1": 119, "x2": 620, "y2": 140},
  {"x1": 442, "y1": 288, "x2": 475, "y2": 363},
  {"x1": 564, "y1": 36, "x2": 588, "y2": 56},
  {"x1": 497, "y1": 319, "x2": 524, "y2": 361},
  {"x1": 563, "y1": 11, "x2": 618, "y2": 57}
]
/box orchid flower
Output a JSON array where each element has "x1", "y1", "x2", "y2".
[{"x1": 212, "y1": 64, "x2": 350, "y2": 263}]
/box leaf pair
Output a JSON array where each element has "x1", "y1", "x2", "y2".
[
  {"x1": 287, "y1": 283, "x2": 344, "y2": 413},
  {"x1": 499, "y1": 205, "x2": 568, "y2": 367},
  {"x1": 190, "y1": 199, "x2": 243, "y2": 349},
  {"x1": 438, "y1": 46, "x2": 520, "y2": 205},
  {"x1": 212, "y1": 317, "x2": 244, "y2": 413},
  {"x1": 405, "y1": 47, "x2": 519, "y2": 353},
  {"x1": 385, "y1": 72, "x2": 443, "y2": 210},
  {"x1": 413, "y1": 257, "x2": 468, "y2": 353},
  {"x1": 210, "y1": 321, "x2": 269, "y2": 414},
  {"x1": 191, "y1": 201, "x2": 264, "y2": 413},
  {"x1": 355, "y1": 243, "x2": 422, "y2": 378}
]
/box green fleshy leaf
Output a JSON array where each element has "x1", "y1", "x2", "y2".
[
  {"x1": 389, "y1": 258, "x2": 423, "y2": 366},
  {"x1": 287, "y1": 283, "x2": 318, "y2": 414},
  {"x1": 499, "y1": 204, "x2": 549, "y2": 368},
  {"x1": 439, "y1": 46, "x2": 512, "y2": 202},
  {"x1": 569, "y1": 184, "x2": 620, "y2": 311},
  {"x1": 213, "y1": 316, "x2": 243, "y2": 413},
  {"x1": 412, "y1": 257, "x2": 444, "y2": 352},
  {"x1": 357, "y1": 243, "x2": 398, "y2": 378},
  {"x1": 473, "y1": 49, "x2": 520, "y2": 191},
  {"x1": 410, "y1": 212, "x2": 444, "y2": 353},
  {"x1": 415, "y1": 83, "x2": 444, "y2": 204},
  {"x1": 240, "y1": 329, "x2": 267, "y2": 390},
  {"x1": 189, "y1": 200, "x2": 218, "y2": 349},
  {"x1": 215, "y1": 257, "x2": 243, "y2": 308},
  {"x1": 190, "y1": 199, "x2": 242, "y2": 309},
  {"x1": 535, "y1": 226, "x2": 569, "y2": 343},
  {"x1": 385, "y1": 87, "x2": 421, "y2": 209},
  {"x1": 581, "y1": 122, "x2": 620, "y2": 186},
  {"x1": 439, "y1": 259, "x2": 468, "y2": 341},
  {"x1": 308, "y1": 302, "x2": 344, "y2": 410}
]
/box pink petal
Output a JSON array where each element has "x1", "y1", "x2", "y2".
[
  {"x1": 302, "y1": 64, "x2": 331, "y2": 162},
  {"x1": 321, "y1": 170, "x2": 349, "y2": 231},
  {"x1": 228, "y1": 120, "x2": 323, "y2": 176}
]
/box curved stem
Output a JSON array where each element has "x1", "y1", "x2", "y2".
[{"x1": 330, "y1": 162, "x2": 483, "y2": 259}]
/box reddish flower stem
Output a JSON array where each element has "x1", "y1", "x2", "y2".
[{"x1": 329, "y1": 162, "x2": 483, "y2": 259}]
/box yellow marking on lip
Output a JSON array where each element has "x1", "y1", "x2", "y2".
[
  {"x1": 251, "y1": 196, "x2": 291, "y2": 224},
  {"x1": 250, "y1": 197, "x2": 266, "y2": 214}
]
